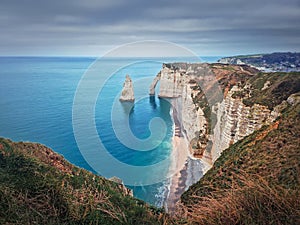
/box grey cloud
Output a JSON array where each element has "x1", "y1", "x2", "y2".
[{"x1": 0, "y1": 0, "x2": 299, "y2": 56}]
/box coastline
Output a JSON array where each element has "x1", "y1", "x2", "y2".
[
  {"x1": 165, "y1": 101, "x2": 189, "y2": 212},
  {"x1": 165, "y1": 99, "x2": 212, "y2": 213}
]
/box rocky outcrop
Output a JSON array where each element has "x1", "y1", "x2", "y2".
[
  {"x1": 109, "y1": 176, "x2": 133, "y2": 197},
  {"x1": 119, "y1": 75, "x2": 135, "y2": 102},
  {"x1": 149, "y1": 64, "x2": 187, "y2": 98},
  {"x1": 287, "y1": 93, "x2": 300, "y2": 105}
]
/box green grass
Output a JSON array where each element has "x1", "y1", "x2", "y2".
[
  {"x1": 241, "y1": 72, "x2": 300, "y2": 109},
  {"x1": 0, "y1": 138, "x2": 173, "y2": 225}
]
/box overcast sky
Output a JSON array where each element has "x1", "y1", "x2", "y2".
[{"x1": 0, "y1": 0, "x2": 299, "y2": 56}]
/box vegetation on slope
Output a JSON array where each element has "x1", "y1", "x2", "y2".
[
  {"x1": 180, "y1": 103, "x2": 300, "y2": 225},
  {"x1": 0, "y1": 138, "x2": 172, "y2": 225},
  {"x1": 240, "y1": 72, "x2": 300, "y2": 109}
]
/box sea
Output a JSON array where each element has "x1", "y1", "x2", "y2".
[{"x1": 0, "y1": 56, "x2": 220, "y2": 207}]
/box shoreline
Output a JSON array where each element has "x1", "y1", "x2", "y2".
[
  {"x1": 165, "y1": 101, "x2": 189, "y2": 212},
  {"x1": 165, "y1": 100, "x2": 212, "y2": 213}
]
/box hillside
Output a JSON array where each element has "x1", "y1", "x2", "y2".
[
  {"x1": 179, "y1": 98, "x2": 300, "y2": 224},
  {"x1": 0, "y1": 138, "x2": 172, "y2": 225},
  {"x1": 218, "y1": 52, "x2": 300, "y2": 72}
]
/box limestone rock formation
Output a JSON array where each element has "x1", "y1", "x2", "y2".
[
  {"x1": 150, "y1": 63, "x2": 220, "y2": 159},
  {"x1": 175, "y1": 81, "x2": 208, "y2": 157},
  {"x1": 151, "y1": 63, "x2": 297, "y2": 164},
  {"x1": 158, "y1": 65, "x2": 185, "y2": 97},
  {"x1": 149, "y1": 64, "x2": 206, "y2": 159},
  {"x1": 149, "y1": 72, "x2": 160, "y2": 95},
  {"x1": 119, "y1": 74, "x2": 135, "y2": 102}
]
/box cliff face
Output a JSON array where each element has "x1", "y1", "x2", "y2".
[
  {"x1": 149, "y1": 72, "x2": 161, "y2": 95},
  {"x1": 211, "y1": 85, "x2": 279, "y2": 162},
  {"x1": 151, "y1": 63, "x2": 300, "y2": 165},
  {"x1": 158, "y1": 65, "x2": 185, "y2": 98},
  {"x1": 178, "y1": 82, "x2": 208, "y2": 157},
  {"x1": 150, "y1": 63, "x2": 211, "y2": 158},
  {"x1": 119, "y1": 74, "x2": 135, "y2": 102}
]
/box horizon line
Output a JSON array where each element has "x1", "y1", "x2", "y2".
[{"x1": 0, "y1": 51, "x2": 298, "y2": 58}]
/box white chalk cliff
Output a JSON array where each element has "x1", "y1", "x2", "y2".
[
  {"x1": 149, "y1": 72, "x2": 160, "y2": 95},
  {"x1": 150, "y1": 63, "x2": 300, "y2": 212},
  {"x1": 150, "y1": 63, "x2": 288, "y2": 163},
  {"x1": 120, "y1": 75, "x2": 135, "y2": 102},
  {"x1": 210, "y1": 85, "x2": 280, "y2": 162},
  {"x1": 150, "y1": 63, "x2": 210, "y2": 158},
  {"x1": 157, "y1": 66, "x2": 185, "y2": 97}
]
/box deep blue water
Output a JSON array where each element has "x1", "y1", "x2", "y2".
[{"x1": 0, "y1": 56, "x2": 220, "y2": 206}]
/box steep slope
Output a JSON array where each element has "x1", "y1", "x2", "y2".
[
  {"x1": 0, "y1": 138, "x2": 171, "y2": 225},
  {"x1": 179, "y1": 100, "x2": 300, "y2": 225}
]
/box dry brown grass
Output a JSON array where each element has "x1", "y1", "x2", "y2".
[{"x1": 176, "y1": 173, "x2": 300, "y2": 225}]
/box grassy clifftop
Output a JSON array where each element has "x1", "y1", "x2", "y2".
[{"x1": 0, "y1": 138, "x2": 171, "y2": 225}]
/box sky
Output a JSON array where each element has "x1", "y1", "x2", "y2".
[{"x1": 0, "y1": 0, "x2": 299, "y2": 56}]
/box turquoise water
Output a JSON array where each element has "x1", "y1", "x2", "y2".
[{"x1": 0, "y1": 56, "x2": 220, "y2": 206}]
